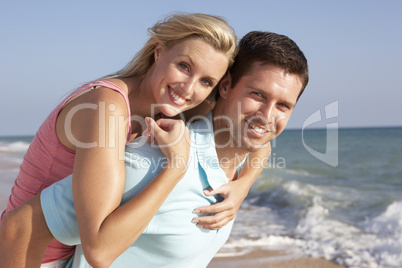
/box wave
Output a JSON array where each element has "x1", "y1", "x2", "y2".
[
  {"x1": 0, "y1": 141, "x2": 30, "y2": 154},
  {"x1": 357, "y1": 201, "x2": 402, "y2": 267},
  {"x1": 282, "y1": 168, "x2": 312, "y2": 177},
  {"x1": 294, "y1": 196, "x2": 372, "y2": 267},
  {"x1": 249, "y1": 179, "x2": 323, "y2": 211},
  {"x1": 216, "y1": 235, "x2": 306, "y2": 257},
  {"x1": 232, "y1": 178, "x2": 402, "y2": 267},
  {"x1": 280, "y1": 185, "x2": 402, "y2": 267},
  {"x1": 227, "y1": 200, "x2": 402, "y2": 267}
]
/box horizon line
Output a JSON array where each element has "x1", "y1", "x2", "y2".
[{"x1": 1, "y1": 125, "x2": 402, "y2": 138}]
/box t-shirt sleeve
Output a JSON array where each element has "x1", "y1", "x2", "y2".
[{"x1": 41, "y1": 175, "x2": 81, "y2": 246}]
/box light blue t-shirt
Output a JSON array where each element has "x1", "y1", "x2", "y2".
[{"x1": 41, "y1": 112, "x2": 244, "y2": 268}]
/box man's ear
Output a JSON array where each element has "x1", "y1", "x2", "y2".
[{"x1": 219, "y1": 73, "x2": 232, "y2": 99}]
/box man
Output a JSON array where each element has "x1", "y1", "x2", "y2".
[{"x1": 0, "y1": 31, "x2": 308, "y2": 268}]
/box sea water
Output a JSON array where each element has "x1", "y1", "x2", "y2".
[
  {"x1": 0, "y1": 128, "x2": 401, "y2": 268},
  {"x1": 0, "y1": 136, "x2": 32, "y2": 207},
  {"x1": 219, "y1": 127, "x2": 402, "y2": 268}
]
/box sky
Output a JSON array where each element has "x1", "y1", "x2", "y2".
[{"x1": 0, "y1": 0, "x2": 401, "y2": 136}]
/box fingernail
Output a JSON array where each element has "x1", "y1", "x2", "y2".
[
  {"x1": 193, "y1": 209, "x2": 200, "y2": 214},
  {"x1": 192, "y1": 218, "x2": 198, "y2": 223}
]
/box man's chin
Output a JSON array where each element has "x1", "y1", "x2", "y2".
[{"x1": 241, "y1": 140, "x2": 271, "y2": 152}]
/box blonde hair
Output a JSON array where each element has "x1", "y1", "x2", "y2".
[{"x1": 104, "y1": 12, "x2": 237, "y2": 79}]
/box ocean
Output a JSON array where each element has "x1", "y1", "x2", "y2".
[
  {"x1": 219, "y1": 127, "x2": 402, "y2": 268},
  {"x1": 0, "y1": 128, "x2": 401, "y2": 268}
]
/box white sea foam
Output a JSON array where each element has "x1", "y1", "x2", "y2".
[
  {"x1": 291, "y1": 198, "x2": 402, "y2": 267},
  {"x1": 283, "y1": 168, "x2": 312, "y2": 177},
  {"x1": 294, "y1": 197, "x2": 374, "y2": 266},
  {"x1": 265, "y1": 180, "x2": 321, "y2": 208},
  {"x1": 0, "y1": 141, "x2": 30, "y2": 153},
  {"x1": 358, "y1": 201, "x2": 402, "y2": 267},
  {"x1": 229, "y1": 179, "x2": 402, "y2": 268},
  {"x1": 0, "y1": 141, "x2": 28, "y2": 170},
  {"x1": 215, "y1": 235, "x2": 306, "y2": 257},
  {"x1": 363, "y1": 201, "x2": 402, "y2": 236},
  {"x1": 0, "y1": 140, "x2": 28, "y2": 209}
]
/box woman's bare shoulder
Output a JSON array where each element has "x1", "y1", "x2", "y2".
[{"x1": 102, "y1": 78, "x2": 130, "y2": 95}]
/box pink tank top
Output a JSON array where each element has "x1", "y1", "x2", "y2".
[{"x1": 1, "y1": 80, "x2": 132, "y2": 263}]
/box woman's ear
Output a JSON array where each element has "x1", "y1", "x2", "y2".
[
  {"x1": 154, "y1": 44, "x2": 164, "y2": 62},
  {"x1": 218, "y1": 73, "x2": 232, "y2": 99}
]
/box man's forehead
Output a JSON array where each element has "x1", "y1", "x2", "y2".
[{"x1": 233, "y1": 64, "x2": 301, "y2": 104}]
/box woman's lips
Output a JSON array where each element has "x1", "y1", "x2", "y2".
[{"x1": 168, "y1": 87, "x2": 189, "y2": 106}]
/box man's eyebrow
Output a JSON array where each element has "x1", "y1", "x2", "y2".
[
  {"x1": 282, "y1": 100, "x2": 296, "y2": 109},
  {"x1": 247, "y1": 86, "x2": 296, "y2": 108},
  {"x1": 247, "y1": 86, "x2": 267, "y2": 97}
]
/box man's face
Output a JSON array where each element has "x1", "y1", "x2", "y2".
[{"x1": 219, "y1": 63, "x2": 302, "y2": 152}]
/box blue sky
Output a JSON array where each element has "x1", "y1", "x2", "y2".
[{"x1": 0, "y1": 0, "x2": 401, "y2": 136}]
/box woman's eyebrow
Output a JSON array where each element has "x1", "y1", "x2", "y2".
[{"x1": 181, "y1": 54, "x2": 220, "y2": 83}]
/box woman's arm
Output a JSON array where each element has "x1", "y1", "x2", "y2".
[
  {"x1": 59, "y1": 88, "x2": 190, "y2": 267},
  {"x1": 67, "y1": 88, "x2": 190, "y2": 267},
  {"x1": 0, "y1": 118, "x2": 190, "y2": 268},
  {"x1": 0, "y1": 87, "x2": 130, "y2": 267},
  {"x1": 76, "y1": 117, "x2": 190, "y2": 267},
  {"x1": 192, "y1": 143, "x2": 271, "y2": 229}
]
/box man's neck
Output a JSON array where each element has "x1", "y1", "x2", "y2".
[
  {"x1": 213, "y1": 118, "x2": 249, "y2": 180},
  {"x1": 215, "y1": 145, "x2": 248, "y2": 180}
]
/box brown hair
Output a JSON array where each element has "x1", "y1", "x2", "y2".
[{"x1": 230, "y1": 31, "x2": 309, "y2": 101}]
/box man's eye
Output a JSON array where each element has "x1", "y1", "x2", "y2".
[
  {"x1": 279, "y1": 103, "x2": 290, "y2": 109},
  {"x1": 252, "y1": 92, "x2": 263, "y2": 98}
]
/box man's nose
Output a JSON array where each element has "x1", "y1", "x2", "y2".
[{"x1": 259, "y1": 103, "x2": 275, "y2": 124}]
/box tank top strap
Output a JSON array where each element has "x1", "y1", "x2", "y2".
[{"x1": 61, "y1": 80, "x2": 132, "y2": 143}]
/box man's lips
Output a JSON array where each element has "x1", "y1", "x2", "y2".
[{"x1": 245, "y1": 118, "x2": 274, "y2": 135}]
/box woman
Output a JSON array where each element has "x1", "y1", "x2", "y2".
[
  {"x1": 0, "y1": 12, "x2": 267, "y2": 267},
  {"x1": 0, "y1": 12, "x2": 233, "y2": 266}
]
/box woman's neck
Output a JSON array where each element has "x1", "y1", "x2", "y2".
[{"x1": 126, "y1": 74, "x2": 159, "y2": 119}]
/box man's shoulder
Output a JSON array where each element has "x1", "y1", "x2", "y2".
[{"x1": 125, "y1": 136, "x2": 165, "y2": 162}]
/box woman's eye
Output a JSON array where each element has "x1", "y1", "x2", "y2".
[
  {"x1": 201, "y1": 78, "x2": 212, "y2": 87},
  {"x1": 179, "y1": 63, "x2": 190, "y2": 71}
]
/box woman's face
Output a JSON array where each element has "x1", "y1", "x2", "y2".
[{"x1": 150, "y1": 38, "x2": 229, "y2": 117}]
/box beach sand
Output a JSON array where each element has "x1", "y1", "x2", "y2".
[{"x1": 208, "y1": 249, "x2": 344, "y2": 268}]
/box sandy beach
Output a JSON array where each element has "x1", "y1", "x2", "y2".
[{"x1": 208, "y1": 249, "x2": 344, "y2": 268}]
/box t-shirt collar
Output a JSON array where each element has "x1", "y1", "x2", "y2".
[{"x1": 190, "y1": 112, "x2": 229, "y2": 190}]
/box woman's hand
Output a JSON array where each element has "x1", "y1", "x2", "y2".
[
  {"x1": 143, "y1": 117, "x2": 190, "y2": 174},
  {"x1": 192, "y1": 179, "x2": 248, "y2": 230},
  {"x1": 192, "y1": 145, "x2": 271, "y2": 230}
]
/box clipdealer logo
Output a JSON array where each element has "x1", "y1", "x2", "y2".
[{"x1": 302, "y1": 101, "x2": 339, "y2": 167}]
